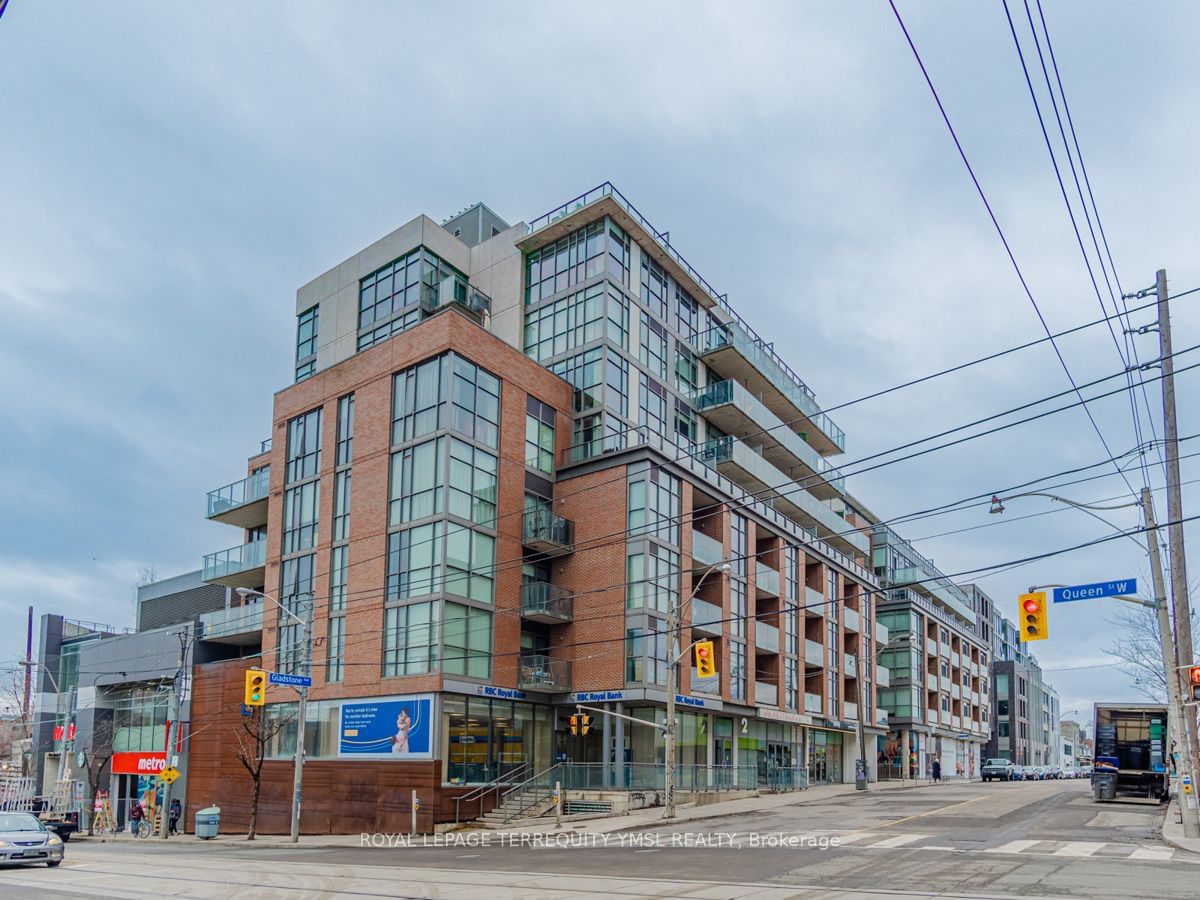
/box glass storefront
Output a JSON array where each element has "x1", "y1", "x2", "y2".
[
  {"x1": 807, "y1": 729, "x2": 844, "y2": 784},
  {"x1": 441, "y1": 695, "x2": 552, "y2": 784}
]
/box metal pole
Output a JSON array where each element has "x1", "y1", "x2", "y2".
[
  {"x1": 410, "y1": 789, "x2": 418, "y2": 836},
  {"x1": 159, "y1": 676, "x2": 181, "y2": 839},
  {"x1": 856, "y1": 655, "x2": 868, "y2": 790},
  {"x1": 290, "y1": 617, "x2": 311, "y2": 844},
  {"x1": 665, "y1": 594, "x2": 678, "y2": 818},
  {"x1": 1157, "y1": 268, "x2": 1200, "y2": 772},
  {"x1": 554, "y1": 780, "x2": 562, "y2": 830},
  {"x1": 57, "y1": 686, "x2": 76, "y2": 784},
  {"x1": 1142, "y1": 488, "x2": 1200, "y2": 837}
]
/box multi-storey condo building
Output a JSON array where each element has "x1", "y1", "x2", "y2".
[
  {"x1": 871, "y1": 529, "x2": 991, "y2": 780},
  {"x1": 191, "y1": 185, "x2": 887, "y2": 833}
]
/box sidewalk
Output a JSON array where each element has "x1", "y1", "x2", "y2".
[
  {"x1": 1161, "y1": 799, "x2": 1200, "y2": 855},
  {"x1": 73, "y1": 776, "x2": 962, "y2": 851}
]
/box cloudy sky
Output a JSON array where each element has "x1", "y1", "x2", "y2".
[{"x1": 2, "y1": 1, "x2": 1198, "y2": 726}]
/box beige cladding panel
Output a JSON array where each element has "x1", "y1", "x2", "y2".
[{"x1": 469, "y1": 224, "x2": 527, "y2": 351}]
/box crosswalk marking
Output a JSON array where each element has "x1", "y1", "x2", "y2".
[
  {"x1": 835, "y1": 832, "x2": 882, "y2": 845},
  {"x1": 1052, "y1": 841, "x2": 1106, "y2": 857},
  {"x1": 869, "y1": 834, "x2": 926, "y2": 848},
  {"x1": 1130, "y1": 847, "x2": 1173, "y2": 860},
  {"x1": 986, "y1": 840, "x2": 1039, "y2": 854}
]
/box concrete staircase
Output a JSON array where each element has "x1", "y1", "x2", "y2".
[{"x1": 475, "y1": 765, "x2": 562, "y2": 827}]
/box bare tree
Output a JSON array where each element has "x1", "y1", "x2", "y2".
[
  {"x1": 0, "y1": 665, "x2": 33, "y2": 775},
  {"x1": 1103, "y1": 603, "x2": 1199, "y2": 702},
  {"x1": 80, "y1": 714, "x2": 115, "y2": 835},
  {"x1": 230, "y1": 707, "x2": 295, "y2": 840}
]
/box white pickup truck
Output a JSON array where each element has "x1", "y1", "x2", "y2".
[{"x1": 982, "y1": 758, "x2": 1015, "y2": 782}]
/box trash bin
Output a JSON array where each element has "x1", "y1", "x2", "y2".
[
  {"x1": 855, "y1": 761, "x2": 868, "y2": 791},
  {"x1": 1092, "y1": 772, "x2": 1117, "y2": 801},
  {"x1": 195, "y1": 806, "x2": 221, "y2": 839}
]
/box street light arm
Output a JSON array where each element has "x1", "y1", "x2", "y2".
[
  {"x1": 237, "y1": 587, "x2": 310, "y2": 631},
  {"x1": 993, "y1": 493, "x2": 1146, "y2": 550}
]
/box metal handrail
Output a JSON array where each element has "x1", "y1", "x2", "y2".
[
  {"x1": 452, "y1": 762, "x2": 531, "y2": 825},
  {"x1": 500, "y1": 762, "x2": 563, "y2": 824}
]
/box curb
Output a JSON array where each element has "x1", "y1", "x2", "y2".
[{"x1": 1161, "y1": 799, "x2": 1200, "y2": 856}]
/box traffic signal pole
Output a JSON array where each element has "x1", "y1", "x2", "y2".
[{"x1": 1141, "y1": 487, "x2": 1200, "y2": 838}]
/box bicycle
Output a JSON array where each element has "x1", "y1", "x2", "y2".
[{"x1": 131, "y1": 819, "x2": 152, "y2": 838}]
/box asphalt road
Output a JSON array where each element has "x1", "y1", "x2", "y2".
[{"x1": 2, "y1": 779, "x2": 1192, "y2": 899}]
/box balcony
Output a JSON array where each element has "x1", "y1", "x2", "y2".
[
  {"x1": 691, "y1": 380, "x2": 845, "y2": 500},
  {"x1": 844, "y1": 655, "x2": 858, "y2": 678},
  {"x1": 693, "y1": 321, "x2": 845, "y2": 455},
  {"x1": 844, "y1": 702, "x2": 858, "y2": 721},
  {"x1": 926, "y1": 673, "x2": 938, "y2": 691},
  {"x1": 520, "y1": 582, "x2": 573, "y2": 624},
  {"x1": 926, "y1": 637, "x2": 937, "y2": 655},
  {"x1": 843, "y1": 607, "x2": 860, "y2": 633},
  {"x1": 755, "y1": 681, "x2": 779, "y2": 707},
  {"x1": 951, "y1": 684, "x2": 961, "y2": 700},
  {"x1": 927, "y1": 708, "x2": 939, "y2": 723},
  {"x1": 939, "y1": 675, "x2": 953, "y2": 692},
  {"x1": 805, "y1": 693, "x2": 823, "y2": 715},
  {"x1": 805, "y1": 586, "x2": 826, "y2": 616},
  {"x1": 876, "y1": 666, "x2": 890, "y2": 687},
  {"x1": 523, "y1": 506, "x2": 574, "y2": 556},
  {"x1": 691, "y1": 530, "x2": 724, "y2": 567},
  {"x1": 198, "y1": 602, "x2": 263, "y2": 646},
  {"x1": 754, "y1": 562, "x2": 780, "y2": 597},
  {"x1": 805, "y1": 639, "x2": 824, "y2": 667},
  {"x1": 940, "y1": 709, "x2": 952, "y2": 725},
  {"x1": 518, "y1": 654, "x2": 571, "y2": 693},
  {"x1": 700, "y1": 437, "x2": 867, "y2": 555},
  {"x1": 419, "y1": 276, "x2": 492, "y2": 325},
  {"x1": 206, "y1": 467, "x2": 270, "y2": 528},
  {"x1": 754, "y1": 622, "x2": 779, "y2": 653},
  {"x1": 202, "y1": 540, "x2": 266, "y2": 589},
  {"x1": 691, "y1": 598, "x2": 724, "y2": 636},
  {"x1": 876, "y1": 709, "x2": 889, "y2": 727},
  {"x1": 874, "y1": 621, "x2": 889, "y2": 645}
]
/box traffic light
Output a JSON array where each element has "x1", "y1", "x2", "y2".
[
  {"x1": 580, "y1": 714, "x2": 591, "y2": 736},
  {"x1": 1019, "y1": 592, "x2": 1048, "y2": 642},
  {"x1": 244, "y1": 669, "x2": 267, "y2": 706},
  {"x1": 694, "y1": 640, "x2": 717, "y2": 678},
  {"x1": 1188, "y1": 665, "x2": 1200, "y2": 702},
  {"x1": 569, "y1": 715, "x2": 578, "y2": 735}
]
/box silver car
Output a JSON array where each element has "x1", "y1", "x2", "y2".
[{"x1": 0, "y1": 812, "x2": 64, "y2": 867}]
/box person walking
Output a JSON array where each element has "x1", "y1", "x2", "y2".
[
  {"x1": 168, "y1": 798, "x2": 182, "y2": 836},
  {"x1": 932, "y1": 756, "x2": 942, "y2": 783}
]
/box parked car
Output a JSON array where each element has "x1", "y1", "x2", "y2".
[
  {"x1": 1061, "y1": 767, "x2": 1079, "y2": 779},
  {"x1": 1011, "y1": 766, "x2": 1028, "y2": 781},
  {"x1": 0, "y1": 812, "x2": 64, "y2": 867},
  {"x1": 1048, "y1": 766, "x2": 1064, "y2": 779},
  {"x1": 982, "y1": 758, "x2": 1016, "y2": 782}
]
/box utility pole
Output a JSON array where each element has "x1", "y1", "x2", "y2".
[
  {"x1": 159, "y1": 631, "x2": 187, "y2": 839},
  {"x1": 56, "y1": 686, "x2": 77, "y2": 783},
  {"x1": 1156, "y1": 268, "x2": 1200, "y2": 771},
  {"x1": 1141, "y1": 487, "x2": 1200, "y2": 837},
  {"x1": 290, "y1": 603, "x2": 312, "y2": 843},
  {"x1": 856, "y1": 654, "x2": 868, "y2": 791},
  {"x1": 664, "y1": 595, "x2": 679, "y2": 819}
]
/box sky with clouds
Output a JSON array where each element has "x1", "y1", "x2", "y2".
[{"x1": 2, "y1": 1, "x2": 1198, "y2": 727}]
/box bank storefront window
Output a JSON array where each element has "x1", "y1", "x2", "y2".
[
  {"x1": 808, "y1": 729, "x2": 844, "y2": 784},
  {"x1": 441, "y1": 695, "x2": 553, "y2": 784}
]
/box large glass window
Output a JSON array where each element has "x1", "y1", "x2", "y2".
[
  {"x1": 383, "y1": 601, "x2": 440, "y2": 676},
  {"x1": 638, "y1": 374, "x2": 668, "y2": 439},
  {"x1": 359, "y1": 246, "x2": 467, "y2": 350},
  {"x1": 445, "y1": 524, "x2": 495, "y2": 604},
  {"x1": 392, "y1": 353, "x2": 500, "y2": 450},
  {"x1": 640, "y1": 256, "x2": 669, "y2": 319},
  {"x1": 282, "y1": 481, "x2": 320, "y2": 554},
  {"x1": 279, "y1": 554, "x2": 315, "y2": 675},
  {"x1": 607, "y1": 222, "x2": 630, "y2": 286},
  {"x1": 525, "y1": 397, "x2": 556, "y2": 473},
  {"x1": 627, "y1": 464, "x2": 681, "y2": 545},
  {"x1": 286, "y1": 408, "x2": 322, "y2": 483},
  {"x1": 387, "y1": 524, "x2": 443, "y2": 600},
  {"x1": 332, "y1": 471, "x2": 351, "y2": 542},
  {"x1": 295, "y1": 305, "x2": 318, "y2": 382},
  {"x1": 336, "y1": 394, "x2": 355, "y2": 466},
  {"x1": 731, "y1": 641, "x2": 747, "y2": 701},
  {"x1": 390, "y1": 437, "x2": 446, "y2": 525},
  {"x1": 625, "y1": 615, "x2": 667, "y2": 685},
  {"x1": 626, "y1": 543, "x2": 679, "y2": 612},
  {"x1": 443, "y1": 603, "x2": 492, "y2": 678},
  {"x1": 448, "y1": 439, "x2": 497, "y2": 526},
  {"x1": 675, "y1": 341, "x2": 698, "y2": 395},
  {"x1": 111, "y1": 685, "x2": 170, "y2": 752},
  {"x1": 326, "y1": 616, "x2": 344, "y2": 683},
  {"x1": 524, "y1": 220, "x2": 605, "y2": 305}
]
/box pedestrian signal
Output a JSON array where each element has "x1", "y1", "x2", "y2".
[
  {"x1": 1189, "y1": 665, "x2": 1200, "y2": 702},
  {"x1": 694, "y1": 640, "x2": 717, "y2": 678},
  {"x1": 1019, "y1": 592, "x2": 1048, "y2": 642},
  {"x1": 244, "y1": 669, "x2": 267, "y2": 707}
]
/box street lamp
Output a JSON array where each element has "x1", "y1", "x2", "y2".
[
  {"x1": 665, "y1": 560, "x2": 730, "y2": 819},
  {"x1": 237, "y1": 587, "x2": 312, "y2": 844},
  {"x1": 989, "y1": 487, "x2": 1200, "y2": 837}
]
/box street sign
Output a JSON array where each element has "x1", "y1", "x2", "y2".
[
  {"x1": 268, "y1": 672, "x2": 312, "y2": 688},
  {"x1": 1051, "y1": 579, "x2": 1137, "y2": 603},
  {"x1": 160, "y1": 766, "x2": 180, "y2": 784}
]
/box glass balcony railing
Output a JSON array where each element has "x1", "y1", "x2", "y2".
[
  {"x1": 420, "y1": 277, "x2": 492, "y2": 322},
  {"x1": 520, "y1": 582, "x2": 573, "y2": 623},
  {"x1": 804, "y1": 692, "x2": 823, "y2": 714},
  {"x1": 845, "y1": 655, "x2": 858, "y2": 677},
  {"x1": 199, "y1": 602, "x2": 263, "y2": 640},
  {"x1": 843, "y1": 607, "x2": 861, "y2": 633},
  {"x1": 754, "y1": 622, "x2": 779, "y2": 653},
  {"x1": 693, "y1": 322, "x2": 845, "y2": 453},
  {"x1": 844, "y1": 702, "x2": 858, "y2": 721},
  {"x1": 691, "y1": 530, "x2": 724, "y2": 567},
  {"x1": 206, "y1": 467, "x2": 270, "y2": 519},
  {"x1": 523, "y1": 506, "x2": 574, "y2": 554},
  {"x1": 202, "y1": 540, "x2": 266, "y2": 584},
  {"x1": 691, "y1": 598, "x2": 723, "y2": 632},
  {"x1": 805, "y1": 639, "x2": 824, "y2": 667},
  {"x1": 517, "y1": 654, "x2": 571, "y2": 692},
  {"x1": 876, "y1": 666, "x2": 890, "y2": 688},
  {"x1": 754, "y1": 562, "x2": 780, "y2": 596},
  {"x1": 754, "y1": 681, "x2": 779, "y2": 707}
]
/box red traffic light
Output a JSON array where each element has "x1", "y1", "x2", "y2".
[
  {"x1": 697, "y1": 646, "x2": 710, "y2": 658},
  {"x1": 1189, "y1": 666, "x2": 1200, "y2": 685},
  {"x1": 1022, "y1": 598, "x2": 1041, "y2": 614}
]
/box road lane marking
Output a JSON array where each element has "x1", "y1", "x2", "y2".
[
  {"x1": 842, "y1": 790, "x2": 1002, "y2": 835},
  {"x1": 869, "y1": 834, "x2": 926, "y2": 848},
  {"x1": 1052, "y1": 842, "x2": 1105, "y2": 857},
  {"x1": 1129, "y1": 847, "x2": 1173, "y2": 860},
  {"x1": 834, "y1": 832, "x2": 882, "y2": 844},
  {"x1": 985, "y1": 840, "x2": 1039, "y2": 854}
]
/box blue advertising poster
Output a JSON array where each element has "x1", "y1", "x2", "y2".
[{"x1": 339, "y1": 694, "x2": 434, "y2": 758}]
